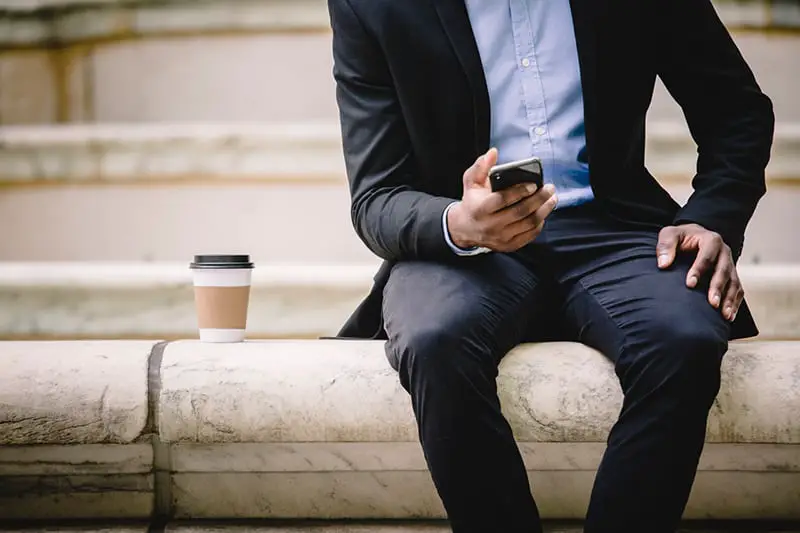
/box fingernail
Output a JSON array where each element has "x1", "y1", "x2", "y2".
[
  {"x1": 711, "y1": 294, "x2": 720, "y2": 307},
  {"x1": 526, "y1": 183, "x2": 538, "y2": 194},
  {"x1": 731, "y1": 311, "x2": 738, "y2": 322},
  {"x1": 687, "y1": 276, "x2": 698, "y2": 288},
  {"x1": 658, "y1": 255, "x2": 668, "y2": 268}
]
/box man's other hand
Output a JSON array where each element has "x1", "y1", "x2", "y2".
[
  {"x1": 447, "y1": 148, "x2": 558, "y2": 253},
  {"x1": 657, "y1": 223, "x2": 743, "y2": 322}
]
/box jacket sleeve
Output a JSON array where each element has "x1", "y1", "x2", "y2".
[
  {"x1": 328, "y1": 0, "x2": 456, "y2": 262},
  {"x1": 655, "y1": 0, "x2": 775, "y2": 254}
]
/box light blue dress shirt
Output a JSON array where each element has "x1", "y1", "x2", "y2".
[{"x1": 444, "y1": 0, "x2": 594, "y2": 255}]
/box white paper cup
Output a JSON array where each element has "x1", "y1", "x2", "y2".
[{"x1": 190, "y1": 255, "x2": 254, "y2": 343}]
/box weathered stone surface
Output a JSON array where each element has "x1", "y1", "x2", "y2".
[
  {"x1": 0, "y1": 263, "x2": 797, "y2": 340},
  {"x1": 0, "y1": 341, "x2": 155, "y2": 444},
  {"x1": 92, "y1": 36, "x2": 337, "y2": 124},
  {"x1": 16, "y1": 529, "x2": 147, "y2": 533},
  {"x1": 168, "y1": 442, "x2": 800, "y2": 476},
  {"x1": 0, "y1": 443, "x2": 152, "y2": 476},
  {"x1": 0, "y1": 444, "x2": 154, "y2": 520},
  {"x1": 686, "y1": 472, "x2": 800, "y2": 520},
  {"x1": 0, "y1": 186, "x2": 373, "y2": 264},
  {"x1": 502, "y1": 342, "x2": 800, "y2": 444},
  {"x1": 159, "y1": 340, "x2": 415, "y2": 444},
  {"x1": 168, "y1": 526, "x2": 449, "y2": 533},
  {"x1": 0, "y1": 0, "x2": 330, "y2": 47},
  {"x1": 1, "y1": 182, "x2": 798, "y2": 264},
  {"x1": 171, "y1": 472, "x2": 444, "y2": 520},
  {"x1": 0, "y1": 0, "x2": 795, "y2": 46},
  {"x1": 169, "y1": 470, "x2": 800, "y2": 520},
  {"x1": 0, "y1": 263, "x2": 373, "y2": 339},
  {"x1": 167, "y1": 526, "x2": 588, "y2": 533},
  {"x1": 165, "y1": 526, "x2": 800, "y2": 533},
  {"x1": 0, "y1": 123, "x2": 345, "y2": 183},
  {"x1": 0, "y1": 339, "x2": 796, "y2": 521},
  {"x1": 1, "y1": 123, "x2": 799, "y2": 263},
  {"x1": 159, "y1": 341, "x2": 800, "y2": 445},
  {"x1": 738, "y1": 265, "x2": 800, "y2": 338},
  {"x1": 0, "y1": 473, "x2": 153, "y2": 520},
  {"x1": 2, "y1": 29, "x2": 798, "y2": 125},
  {"x1": 2, "y1": 123, "x2": 798, "y2": 184},
  {"x1": 0, "y1": 51, "x2": 58, "y2": 125}
]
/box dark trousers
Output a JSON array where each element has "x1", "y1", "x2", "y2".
[{"x1": 382, "y1": 203, "x2": 730, "y2": 533}]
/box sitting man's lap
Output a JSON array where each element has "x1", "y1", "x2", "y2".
[{"x1": 380, "y1": 203, "x2": 731, "y2": 532}]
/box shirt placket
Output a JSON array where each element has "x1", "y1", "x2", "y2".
[{"x1": 509, "y1": 0, "x2": 554, "y2": 183}]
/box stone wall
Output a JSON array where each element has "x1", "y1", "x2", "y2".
[
  {"x1": 0, "y1": 0, "x2": 334, "y2": 125},
  {"x1": 0, "y1": 0, "x2": 798, "y2": 125}
]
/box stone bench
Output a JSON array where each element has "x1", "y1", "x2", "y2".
[{"x1": 1, "y1": 340, "x2": 798, "y2": 522}]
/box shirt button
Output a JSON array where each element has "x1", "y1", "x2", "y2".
[
  {"x1": 534, "y1": 126, "x2": 546, "y2": 136},
  {"x1": 521, "y1": 58, "x2": 531, "y2": 68}
]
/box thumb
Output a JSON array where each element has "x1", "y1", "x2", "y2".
[
  {"x1": 463, "y1": 148, "x2": 497, "y2": 190},
  {"x1": 656, "y1": 226, "x2": 682, "y2": 269}
]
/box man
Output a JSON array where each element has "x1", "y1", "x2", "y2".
[{"x1": 327, "y1": 0, "x2": 774, "y2": 530}]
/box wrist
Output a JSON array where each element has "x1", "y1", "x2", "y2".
[{"x1": 447, "y1": 202, "x2": 478, "y2": 250}]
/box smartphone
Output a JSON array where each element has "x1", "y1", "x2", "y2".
[{"x1": 489, "y1": 156, "x2": 544, "y2": 193}]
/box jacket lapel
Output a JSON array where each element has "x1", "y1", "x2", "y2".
[
  {"x1": 569, "y1": 0, "x2": 599, "y2": 164},
  {"x1": 431, "y1": 0, "x2": 491, "y2": 155}
]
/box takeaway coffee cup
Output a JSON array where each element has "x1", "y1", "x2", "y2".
[{"x1": 190, "y1": 255, "x2": 255, "y2": 343}]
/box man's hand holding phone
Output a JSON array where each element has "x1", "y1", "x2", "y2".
[{"x1": 447, "y1": 148, "x2": 558, "y2": 253}]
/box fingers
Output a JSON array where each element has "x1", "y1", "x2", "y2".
[
  {"x1": 687, "y1": 233, "x2": 724, "y2": 289},
  {"x1": 506, "y1": 195, "x2": 556, "y2": 234},
  {"x1": 707, "y1": 253, "x2": 733, "y2": 309},
  {"x1": 656, "y1": 224, "x2": 741, "y2": 321},
  {"x1": 483, "y1": 183, "x2": 555, "y2": 218},
  {"x1": 720, "y1": 261, "x2": 743, "y2": 322},
  {"x1": 486, "y1": 194, "x2": 557, "y2": 252},
  {"x1": 493, "y1": 221, "x2": 543, "y2": 253},
  {"x1": 656, "y1": 226, "x2": 682, "y2": 269},
  {"x1": 708, "y1": 246, "x2": 742, "y2": 321},
  {"x1": 481, "y1": 181, "x2": 542, "y2": 214},
  {"x1": 463, "y1": 148, "x2": 498, "y2": 190},
  {"x1": 503, "y1": 183, "x2": 555, "y2": 222}
]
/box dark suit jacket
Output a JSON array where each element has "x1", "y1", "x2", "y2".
[{"x1": 327, "y1": 0, "x2": 775, "y2": 341}]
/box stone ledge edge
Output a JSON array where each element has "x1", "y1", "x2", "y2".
[
  {"x1": 0, "y1": 262, "x2": 796, "y2": 289},
  {"x1": 0, "y1": 0, "x2": 795, "y2": 48},
  {"x1": 0, "y1": 123, "x2": 798, "y2": 184},
  {"x1": 0, "y1": 0, "x2": 331, "y2": 48}
]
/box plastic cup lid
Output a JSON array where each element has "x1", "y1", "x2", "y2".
[{"x1": 190, "y1": 255, "x2": 254, "y2": 269}]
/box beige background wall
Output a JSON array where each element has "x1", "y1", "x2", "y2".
[
  {"x1": 1, "y1": 3, "x2": 799, "y2": 125},
  {"x1": 0, "y1": 0, "x2": 798, "y2": 265}
]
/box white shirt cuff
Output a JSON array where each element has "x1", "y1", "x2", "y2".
[{"x1": 442, "y1": 202, "x2": 492, "y2": 256}]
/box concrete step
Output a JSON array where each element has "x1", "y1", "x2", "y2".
[
  {"x1": 4, "y1": 523, "x2": 799, "y2": 532},
  {"x1": 0, "y1": 123, "x2": 798, "y2": 264},
  {"x1": 1, "y1": 262, "x2": 798, "y2": 340},
  {"x1": 1, "y1": 0, "x2": 798, "y2": 126}
]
